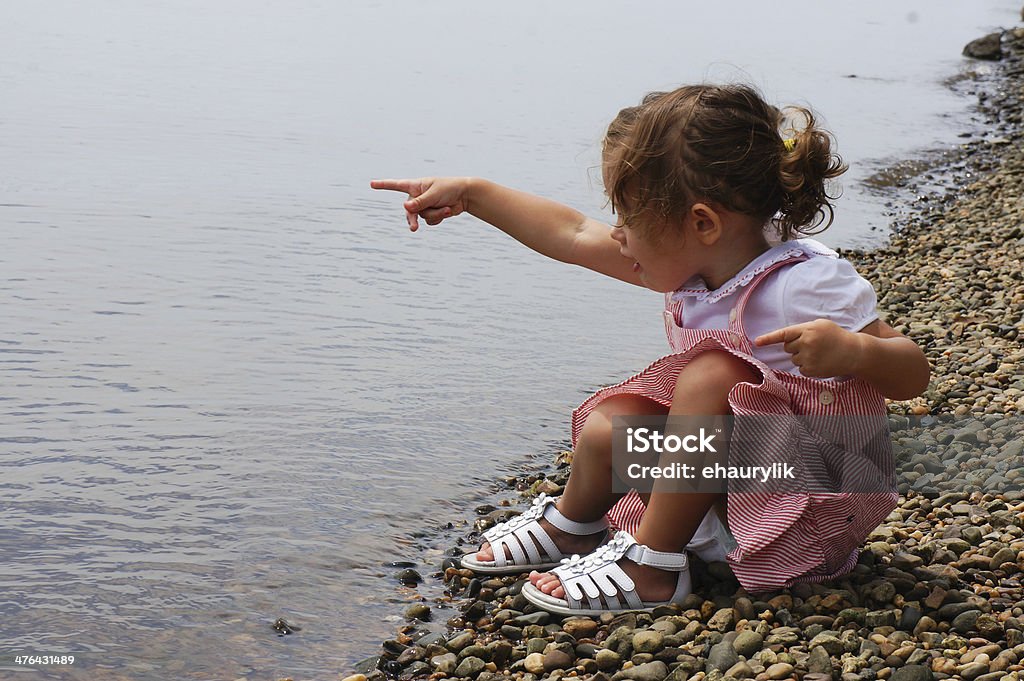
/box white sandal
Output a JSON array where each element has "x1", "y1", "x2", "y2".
[
  {"x1": 521, "y1": 531, "x2": 691, "y2": 616},
  {"x1": 460, "y1": 494, "x2": 609, "y2": 575}
]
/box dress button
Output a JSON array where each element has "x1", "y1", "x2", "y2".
[
  {"x1": 818, "y1": 390, "x2": 835, "y2": 406},
  {"x1": 728, "y1": 307, "x2": 737, "y2": 323}
]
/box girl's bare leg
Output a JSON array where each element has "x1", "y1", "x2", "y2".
[
  {"x1": 534, "y1": 350, "x2": 757, "y2": 602},
  {"x1": 476, "y1": 394, "x2": 665, "y2": 563}
]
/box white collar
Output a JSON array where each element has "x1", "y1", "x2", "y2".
[{"x1": 670, "y1": 239, "x2": 838, "y2": 304}]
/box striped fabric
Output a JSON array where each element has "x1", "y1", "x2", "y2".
[{"x1": 570, "y1": 256, "x2": 899, "y2": 594}]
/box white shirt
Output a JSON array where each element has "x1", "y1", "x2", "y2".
[{"x1": 670, "y1": 239, "x2": 879, "y2": 375}]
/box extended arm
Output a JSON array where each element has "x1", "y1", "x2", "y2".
[{"x1": 370, "y1": 177, "x2": 643, "y2": 286}]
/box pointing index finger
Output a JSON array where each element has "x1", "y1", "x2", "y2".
[
  {"x1": 754, "y1": 324, "x2": 803, "y2": 347},
  {"x1": 370, "y1": 178, "x2": 415, "y2": 193}
]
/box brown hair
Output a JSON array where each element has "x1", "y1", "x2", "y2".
[{"x1": 604, "y1": 84, "x2": 846, "y2": 240}]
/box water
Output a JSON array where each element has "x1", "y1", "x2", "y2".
[{"x1": 0, "y1": 0, "x2": 1018, "y2": 678}]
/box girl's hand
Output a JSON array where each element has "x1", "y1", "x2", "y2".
[
  {"x1": 370, "y1": 177, "x2": 470, "y2": 231},
  {"x1": 754, "y1": 319, "x2": 864, "y2": 378}
]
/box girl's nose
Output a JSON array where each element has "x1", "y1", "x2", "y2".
[{"x1": 611, "y1": 225, "x2": 626, "y2": 244}]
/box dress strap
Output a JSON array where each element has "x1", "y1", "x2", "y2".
[{"x1": 730, "y1": 254, "x2": 809, "y2": 338}]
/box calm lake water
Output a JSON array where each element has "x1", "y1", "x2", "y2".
[{"x1": 1, "y1": 1, "x2": 1019, "y2": 678}]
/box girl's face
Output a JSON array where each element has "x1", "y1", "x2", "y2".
[
  {"x1": 603, "y1": 147, "x2": 701, "y2": 292},
  {"x1": 611, "y1": 215, "x2": 696, "y2": 293}
]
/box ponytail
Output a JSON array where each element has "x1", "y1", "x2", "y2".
[{"x1": 776, "y1": 107, "x2": 847, "y2": 239}]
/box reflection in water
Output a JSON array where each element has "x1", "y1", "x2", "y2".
[{"x1": 0, "y1": 0, "x2": 1017, "y2": 677}]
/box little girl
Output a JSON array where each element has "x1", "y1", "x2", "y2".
[{"x1": 371, "y1": 84, "x2": 929, "y2": 615}]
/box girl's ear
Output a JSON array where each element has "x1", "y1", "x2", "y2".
[{"x1": 688, "y1": 202, "x2": 723, "y2": 246}]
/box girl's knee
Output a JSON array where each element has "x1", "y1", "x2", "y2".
[
  {"x1": 680, "y1": 350, "x2": 760, "y2": 389},
  {"x1": 579, "y1": 395, "x2": 665, "y2": 445}
]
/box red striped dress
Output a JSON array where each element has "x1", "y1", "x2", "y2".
[{"x1": 570, "y1": 247, "x2": 899, "y2": 593}]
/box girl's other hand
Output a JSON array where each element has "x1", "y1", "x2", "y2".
[
  {"x1": 370, "y1": 177, "x2": 470, "y2": 231},
  {"x1": 754, "y1": 319, "x2": 863, "y2": 378}
]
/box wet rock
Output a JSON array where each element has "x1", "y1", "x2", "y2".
[
  {"x1": 448, "y1": 630, "x2": 477, "y2": 652},
  {"x1": 430, "y1": 652, "x2": 458, "y2": 675},
  {"x1": 403, "y1": 603, "x2": 431, "y2": 621},
  {"x1": 395, "y1": 568, "x2": 422, "y2": 585},
  {"x1": 454, "y1": 656, "x2": 486, "y2": 678},
  {"x1": 964, "y1": 32, "x2": 1004, "y2": 60}
]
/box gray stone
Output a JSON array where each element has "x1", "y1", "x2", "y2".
[
  {"x1": 962, "y1": 526, "x2": 984, "y2": 545},
  {"x1": 951, "y1": 609, "x2": 982, "y2": 635},
  {"x1": 454, "y1": 657, "x2": 486, "y2": 678},
  {"x1": 890, "y1": 664, "x2": 934, "y2": 681},
  {"x1": 446, "y1": 630, "x2": 475, "y2": 652},
  {"x1": 890, "y1": 552, "x2": 923, "y2": 571},
  {"x1": 526, "y1": 637, "x2": 547, "y2": 655},
  {"x1": 765, "y1": 663, "x2": 794, "y2": 680},
  {"x1": 708, "y1": 607, "x2": 737, "y2": 632},
  {"x1": 611, "y1": 660, "x2": 670, "y2": 681},
  {"x1": 404, "y1": 603, "x2": 431, "y2": 620},
  {"x1": 959, "y1": 663, "x2": 989, "y2": 681},
  {"x1": 937, "y1": 602, "x2": 979, "y2": 620},
  {"x1": 899, "y1": 605, "x2": 923, "y2": 632},
  {"x1": 543, "y1": 649, "x2": 574, "y2": 671},
  {"x1": 807, "y1": 644, "x2": 833, "y2": 675},
  {"x1": 732, "y1": 630, "x2": 764, "y2": 658},
  {"x1": 633, "y1": 630, "x2": 665, "y2": 653},
  {"x1": 864, "y1": 610, "x2": 897, "y2": 628},
  {"x1": 513, "y1": 611, "x2": 550, "y2": 626},
  {"x1": 990, "y1": 547, "x2": 1016, "y2": 569},
  {"x1": 706, "y1": 641, "x2": 739, "y2": 673},
  {"x1": 596, "y1": 649, "x2": 622, "y2": 671},
  {"x1": 726, "y1": 661, "x2": 755, "y2": 679},
  {"x1": 430, "y1": 653, "x2": 458, "y2": 675},
  {"x1": 809, "y1": 632, "x2": 844, "y2": 657},
  {"x1": 459, "y1": 645, "x2": 490, "y2": 661}
]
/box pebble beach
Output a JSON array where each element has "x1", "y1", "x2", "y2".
[{"x1": 327, "y1": 25, "x2": 1024, "y2": 681}]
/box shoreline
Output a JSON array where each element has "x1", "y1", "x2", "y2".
[{"x1": 332, "y1": 26, "x2": 1024, "y2": 681}]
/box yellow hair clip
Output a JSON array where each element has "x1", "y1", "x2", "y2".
[{"x1": 783, "y1": 138, "x2": 797, "y2": 152}]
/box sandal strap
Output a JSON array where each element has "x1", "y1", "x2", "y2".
[
  {"x1": 625, "y1": 543, "x2": 689, "y2": 571},
  {"x1": 542, "y1": 500, "x2": 609, "y2": 536}
]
